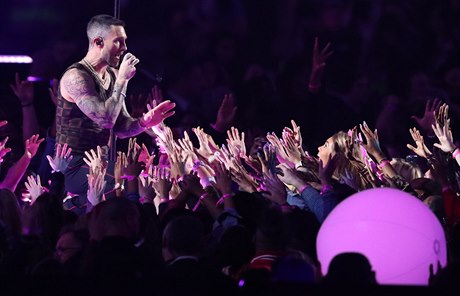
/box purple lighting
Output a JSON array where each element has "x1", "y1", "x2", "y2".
[
  {"x1": 0, "y1": 55, "x2": 33, "y2": 64},
  {"x1": 317, "y1": 188, "x2": 447, "y2": 286}
]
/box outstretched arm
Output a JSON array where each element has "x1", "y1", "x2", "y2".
[
  {"x1": 10, "y1": 73, "x2": 39, "y2": 141},
  {"x1": 0, "y1": 134, "x2": 44, "y2": 192},
  {"x1": 113, "y1": 99, "x2": 175, "y2": 138}
]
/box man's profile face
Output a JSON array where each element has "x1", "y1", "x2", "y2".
[{"x1": 101, "y1": 25, "x2": 127, "y2": 67}]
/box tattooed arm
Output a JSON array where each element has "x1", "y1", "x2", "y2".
[{"x1": 61, "y1": 68, "x2": 128, "y2": 129}]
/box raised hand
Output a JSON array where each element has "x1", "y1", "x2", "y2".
[
  {"x1": 149, "y1": 84, "x2": 164, "y2": 105},
  {"x1": 48, "y1": 78, "x2": 59, "y2": 107},
  {"x1": 46, "y1": 143, "x2": 73, "y2": 173},
  {"x1": 266, "y1": 132, "x2": 291, "y2": 166},
  {"x1": 309, "y1": 37, "x2": 333, "y2": 90},
  {"x1": 411, "y1": 98, "x2": 442, "y2": 135},
  {"x1": 128, "y1": 93, "x2": 147, "y2": 118},
  {"x1": 432, "y1": 120, "x2": 456, "y2": 153},
  {"x1": 435, "y1": 103, "x2": 449, "y2": 128},
  {"x1": 212, "y1": 94, "x2": 237, "y2": 132},
  {"x1": 276, "y1": 162, "x2": 303, "y2": 187},
  {"x1": 211, "y1": 161, "x2": 233, "y2": 195},
  {"x1": 193, "y1": 126, "x2": 218, "y2": 159},
  {"x1": 151, "y1": 166, "x2": 172, "y2": 200},
  {"x1": 281, "y1": 131, "x2": 303, "y2": 165},
  {"x1": 138, "y1": 143, "x2": 155, "y2": 172},
  {"x1": 141, "y1": 100, "x2": 176, "y2": 128},
  {"x1": 407, "y1": 127, "x2": 432, "y2": 158},
  {"x1": 24, "y1": 174, "x2": 45, "y2": 204},
  {"x1": 83, "y1": 146, "x2": 106, "y2": 173},
  {"x1": 179, "y1": 172, "x2": 204, "y2": 197},
  {"x1": 10, "y1": 73, "x2": 34, "y2": 106},
  {"x1": 114, "y1": 151, "x2": 127, "y2": 187},
  {"x1": 178, "y1": 131, "x2": 197, "y2": 157},
  {"x1": 87, "y1": 166, "x2": 107, "y2": 206},
  {"x1": 0, "y1": 136, "x2": 11, "y2": 163},
  {"x1": 25, "y1": 134, "x2": 45, "y2": 159},
  {"x1": 127, "y1": 137, "x2": 141, "y2": 164},
  {"x1": 261, "y1": 171, "x2": 287, "y2": 205},
  {"x1": 359, "y1": 121, "x2": 383, "y2": 159},
  {"x1": 227, "y1": 126, "x2": 247, "y2": 159},
  {"x1": 138, "y1": 165, "x2": 156, "y2": 204}
]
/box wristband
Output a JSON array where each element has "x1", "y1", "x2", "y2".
[
  {"x1": 121, "y1": 175, "x2": 136, "y2": 182},
  {"x1": 21, "y1": 102, "x2": 34, "y2": 107},
  {"x1": 192, "y1": 192, "x2": 210, "y2": 212},
  {"x1": 320, "y1": 184, "x2": 334, "y2": 195},
  {"x1": 216, "y1": 193, "x2": 235, "y2": 207},
  {"x1": 297, "y1": 183, "x2": 310, "y2": 194},
  {"x1": 378, "y1": 159, "x2": 390, "y2": 170},
  {"x1": 452, "y1": 148, "x2": 460, "y2": 159}
]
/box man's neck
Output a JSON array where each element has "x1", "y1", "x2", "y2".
[{"x1": 83, "y1": 53, "x2": 108, "y2": 75}]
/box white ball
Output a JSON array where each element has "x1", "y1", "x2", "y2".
[{"x1": 317, "y1": 187, "x2": 447, "y2": 285}]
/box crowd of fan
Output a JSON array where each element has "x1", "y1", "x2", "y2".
[{"x1": 1, "y1": 1, "x2": 460, "y2": 294}]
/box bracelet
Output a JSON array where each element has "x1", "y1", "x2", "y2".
[
  {"x1": 121, "y1": 175, "x2": 136, "y2": 182},
  {"x1": 21, "y1": 102, "x2": 34, "y2": 107},
  {"x1": 297, "y1": 183, "x2": 310, "y2": 194},
  {"x1": 113, "y1": 89, "x2": 126, "y2": 98},
  {"x1": 192, "y1": 160, "x2": 205, "y2": 172},
  {"x1": 192, "y1": 192, "x2": 211, "y2": 212},
  {"x1": 114, "y1": 183, "x2": 125, "y2": 191},
  {"x1": 452, "y1": 148, "x2": 460, "y2": 159},
  {"x1": 378, "y1": 159, "x2": 390, "y2": 170},
  {"x1": 320, "y1": 184, "x2": 334, "y2": 195},
  {"x1": 215, "y1": 193, "x2": 235, "y2": 207}
]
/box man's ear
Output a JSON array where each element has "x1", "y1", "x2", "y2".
[{"x1": 95, "y1": 37, "x2": 104, "y2": 47}]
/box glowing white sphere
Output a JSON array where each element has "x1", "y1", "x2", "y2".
[{"x1": 317, "y1": 187, "x2": 446, "y2": 285}]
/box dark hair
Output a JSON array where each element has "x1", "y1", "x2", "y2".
[
  {"x1": 162, "y1": 215, "x2": 204, "y2": 257},
  {"x1": 86, "y1": 14, "x2": 125, "y2": 41},
  {"x1": 0, "y1": 189, "x2": 22, "y2": 238}
]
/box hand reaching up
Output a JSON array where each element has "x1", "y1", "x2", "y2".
[
  {"x1": 432, "y1": 120, "x2": 456, "y2": 153},
  {"x1": 227, "y1": 126, "x2": 247, "y2": 159},
  {"x1": 87, "y1": 166, "x2": 107, "y2": 206},
  {"x1": 128, "y1": 93, "x2": 147, "y2": 118},
  {"x1": 48, "y1": 78, "x2": 59, "y2": 107},
  {"x1": 309, "y1": 37, "x2": 333, "y2": 91},
  {"x1": 24, "y1": 174, "x2": 46, "y2": 205},
  {"x1": 193, "y1": 126, "x2": 219, "y2": 159},
  {"x1": 435, "y1": 103, "x2": 449, "y2": 128},
  {"x1": 151, "y1": 166, "x2": 172, "y2": 200},
  {"x1": 407, "y1": 127, "x2": 432, "y2": 158},
  {"x1": 83, "y1": 146, "x2": 106, "y2": 173},
  {"x1": 25, "y1": 134, "x2": 45, "y2": 159},
  {"x1": 0, "y1": 136, "x2": 11, "y2": 163},
  {"x1": 411, "y1": 98, "x2": 442, "y2": 135},
  {"x1": 46, "y1": 143, "x2": 73, "y2": 173},
  {"x1": 212, "y1": 94, "x2": 237, "y2": 132},
  {"x1": 359, "y1": 121, "x2": 383, "y2": 159},
  {"x1": 10, "y1": 73, "x2": 34, "y2": 106},
  {"x1": 261, "y1": 171, "x2": 287, "y2": 205}
]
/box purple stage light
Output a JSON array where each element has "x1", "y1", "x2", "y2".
[{"x1": 0, "y1": 55, "x2": 33, "y2": 64}]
